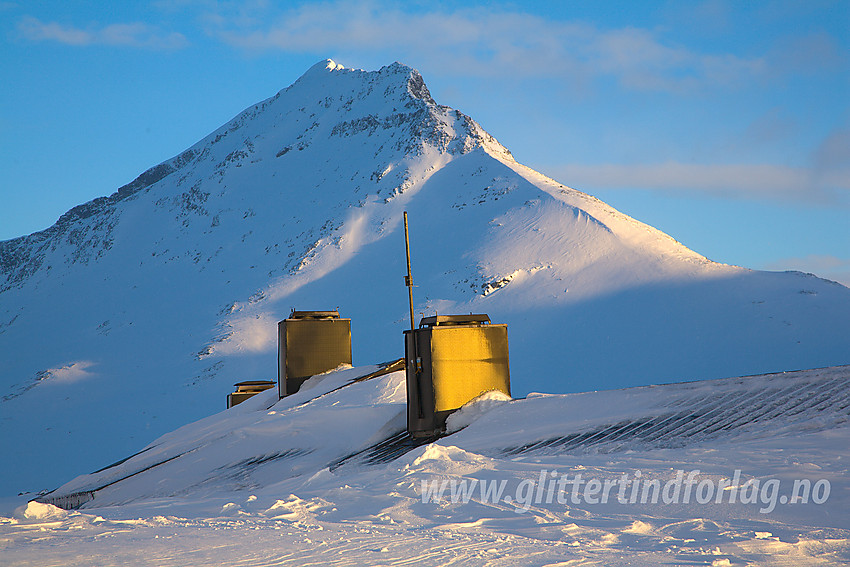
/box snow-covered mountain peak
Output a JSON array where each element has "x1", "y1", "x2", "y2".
[
  {"x1": 281, "y1": 59, "x2": 433, "y2": 111},
  {"x1": 0, "y1": 59, "x2": 502, "y2": 291}
]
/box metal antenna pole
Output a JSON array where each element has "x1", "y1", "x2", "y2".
[
  {"x1": 404, "y1": 211, "x2": 425, "y2": 420},
  {"x1": 403, "y1": 211, "x2": 415, "y2": 331}
]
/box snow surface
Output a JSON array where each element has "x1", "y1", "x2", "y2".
[
  {"x1": 2, "y1": 364, "x2": 848, "y2": 566},
  {"x1": 445, "y1": 389, "x2": 512, "y2": 433},
  {"x1": 1, "y1": 58, "x2": 849, "y2": 497}
]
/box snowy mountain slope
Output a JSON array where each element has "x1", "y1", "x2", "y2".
[
  {"x1": 1, "y1": 59, "x2": 849, "y2": 496},
  {"x1": 12, "y1": 365, "x2": 850, "y2": 566}
]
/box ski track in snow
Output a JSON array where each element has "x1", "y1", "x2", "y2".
[{"x1": 5, "y1": 507, "x2": 846, "y2": 566}]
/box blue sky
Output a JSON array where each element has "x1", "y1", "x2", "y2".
[{"x1": 2, "y1": 0, "x2": 848, "y2": 284}]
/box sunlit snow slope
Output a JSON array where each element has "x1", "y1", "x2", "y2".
[{"x1": 1, "y1": 60, "x2": 849, "y2": 495}]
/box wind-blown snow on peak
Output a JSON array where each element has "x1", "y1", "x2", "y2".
[
  {"x1": 1, "y1": 60, "x2": 849, "y2": 496},
  {"x1": 316, "y1": 58, "x2": 345, "y2": 72}
]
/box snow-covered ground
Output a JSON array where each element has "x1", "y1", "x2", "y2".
[{"x1": 3, "y1": 364, "x2": 848, "y2": 566}]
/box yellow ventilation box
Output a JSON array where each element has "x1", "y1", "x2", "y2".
[
  {"x1": 278, "y1": 310, "x2": 352, "y2": 397},
  {"x1": 227, "y1": 380, "x2": 276, "y2": 408},
  {"x1": 404, "y1": 314, "x2": 511, "y2": 437}
]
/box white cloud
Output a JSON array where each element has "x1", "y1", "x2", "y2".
[
  {"x1": 813, "y1": 128, "x2": 850, "y2": 182},
  {"x1": 17, "y1": 16, "x2": 188, "y2": 49},
  {"x1": 205, "y1": 1, "x2": 765, "y2": 93},
  {"x1": 539, "y1": 161, "x2": 850, "y2": 205},
  {"x1": 769, "y1": 32, "x2": 848, "y2": 76}
]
